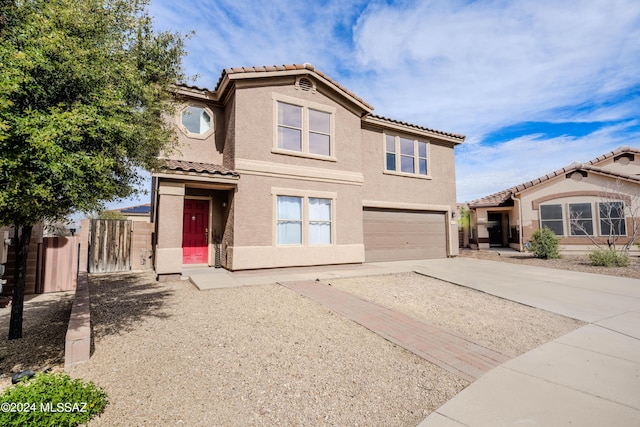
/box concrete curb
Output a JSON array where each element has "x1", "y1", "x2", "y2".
[{"x1": 64, "y1": 272, "x2": 91, "y2": 370}]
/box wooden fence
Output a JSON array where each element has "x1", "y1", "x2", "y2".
[
  {"x1": 89, "y1": 220, "x2": 132, "y2": 273},
  {"x1": 37, "y1": 236, "x2": 79, "y2": 293}
]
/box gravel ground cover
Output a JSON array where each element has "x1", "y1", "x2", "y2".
[
  {"x1": 1, "y1": 262, "x2": 587, "y2": 426},
  {"x1": 460, "y1": 248, "x2": 640, "y2": 279},
  {"x1": 323, "y1": 273, "x2": 584, "y2": 356},
  {"x1": 0, "y1": 291, "x2": 74, "y2": 390},
  {"x1": 71, "y1": 272, "x2": 467, "y2": 426}
]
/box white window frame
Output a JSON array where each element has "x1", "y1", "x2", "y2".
[
  {"x1": 568, "y1": 202, "x2": 594, "y2": 236},
  {"x1": 598, "y1": 200, "x2": 627, "y2": 236},
  {"x1": 276, "y1": 196, "x2": 303, "y2": 245},
  {"x1": 179, "y1": 104, "x2": 214, "y2": 140},
  {"x1": 539, "y1": 204, "x2": 565, "y2": 236},
  {"x1": 272, "y1": 93, "x2": 336, "y2": 162},
  {"x1": 383, "y1": 133, "x2": 430, "y2": 179},
  {"x1": 273, "y1": 188, "x2": 336, "y2": 246}
]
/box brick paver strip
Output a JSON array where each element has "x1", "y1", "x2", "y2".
[{"x1": 281, "y1": 280, "x2": 513, "y2": 382}]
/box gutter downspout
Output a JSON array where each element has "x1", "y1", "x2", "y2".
[{"x1": 511, "y1": 193, "x2": 524, "y2": 252}]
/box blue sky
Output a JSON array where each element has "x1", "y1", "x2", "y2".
[{"x1": 112, "y1": 0, "x2": 640, "y2": 208}]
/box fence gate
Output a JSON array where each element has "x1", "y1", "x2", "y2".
[{"x1": 89, "y1": 219, "x2": 132, "y2": 273}]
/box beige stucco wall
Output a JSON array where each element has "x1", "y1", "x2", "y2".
[
  {"x1": 153, "y1": 76, "x2": 462, "y2": 274},
  {"x1": 518, "y1": 171, "x2": 640, "y2": 253},
  {"x1": 229, "y1": 173, "x2": 364, "y2": 270},
  {"x1": 155, "y1": 181, "x2": 185, "y2": 275},
  {"x1": 361, "y1": 126, "x2": 459, "y2": 256},
  {"x1": 169, "y1": 101, "x2": 224, "y2": 165},
  {"x1": 231, "y1": 78, "x2": 363, "y2": 174}
]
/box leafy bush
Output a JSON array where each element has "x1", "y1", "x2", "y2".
[
  {"x1": 528, "y1": 227, "x2": 561, "y2": 259},
  {"x1": 0, "y1": 372, "x2": 107, "y2": 426},
  {"x1": 589, "y1": 249, "x2": 630, "y2": 267}
]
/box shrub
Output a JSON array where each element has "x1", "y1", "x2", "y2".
[
  {"x1": 589, "y1": 249, "x2": 630, "y2": 267},
  {"x1": 0, "y1": 372, "x2": 108, "y2": 426},
  {"x1": 528, "y1": 227, "x2": 561, "y2": 259}
]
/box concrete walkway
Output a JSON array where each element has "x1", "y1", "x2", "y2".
[
  {"x1": 281, "y1": 280, "x2": 512, "y2": 383},
  {"x1": 416, "y1": 257, "x2": 640, "y2": 427}
]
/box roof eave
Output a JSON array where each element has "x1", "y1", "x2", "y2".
[
  {"x1": 218, "y1": 69, "x2": 374, "y2": 113},
  {"x1": 363, "y1": 115, "x2": 465, "y2": 144}
]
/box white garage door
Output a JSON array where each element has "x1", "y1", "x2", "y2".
[{"x1": 363, "y1": 208, "x2": 447, "y2": 262}]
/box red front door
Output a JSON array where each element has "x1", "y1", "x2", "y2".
[{"x1": 183, "y1": 199, "x2": 209, "y2": 264}]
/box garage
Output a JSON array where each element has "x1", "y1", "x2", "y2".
[{"x1": 363, "y1": 208, "x2": 448, "y2": 262}]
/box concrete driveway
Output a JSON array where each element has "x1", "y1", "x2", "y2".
[{"x1": 415, "y1": 257, "x2": 640, "y2": 427}]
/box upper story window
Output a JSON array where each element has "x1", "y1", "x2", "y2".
[
  {"x1": 385, "y1": 134, "x2": 428, "y2": 177},
  {"x1": 273, "y1": 93, "x2": 336, "y2": 161},
  {"x1": 180, "y1": 105, "x2": 214, "y2": 139},
  {"x1": 182, "y1": 106, "x2": 211, "y2": 134}
]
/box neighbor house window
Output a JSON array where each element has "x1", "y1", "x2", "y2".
[
  {"x1": 276, "y1": 100, "x2": 333, "y2": 157},
  {"x1": 385, "y1": 134, "x2": 428, "y2": 176},
  {"x1": 540, "y1": 204, "x2": 564, "y2": 236},
  {"x1": 569, "y1": 203, "x2": 593, "y2": 236},
  {"x1": 277, "y1": 196, "x2": 302, "y2": 244},
  {"x1": 309, "y1": 198, "x2": 332, "y2": 244},
  {"x1": 599, "y1": 201, "x2": 626, "y2": 236},
  {"x1": 182, "y1": 106, "x2": 211, "y2": 134}
]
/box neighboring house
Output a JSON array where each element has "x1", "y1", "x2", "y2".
[
  {"x1": 151, "y1": 63, "x2": 465, "y2": 279},
  {"x1": 466, "y1": 147, "x2": 640, "y2": 254},
  {"x1": 110, "y1": 204, "x2": 151, "y2": 222}
]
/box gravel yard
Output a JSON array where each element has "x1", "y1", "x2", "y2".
[
  {"x1": 72, "y1": 273, "x2": 467, "y2": 426},
  {"x1": 323, "y1": 273, "x2": 584, "y2": 356},
  {"x1": 1, "y1": 265, "x2": 586, "y2": 426},
  {"x1": 460, "y1": 248, "x2": 640, "y2": 279},
  {"x1": 0, "y1": 291, "x2": 74, "y2": 389}
]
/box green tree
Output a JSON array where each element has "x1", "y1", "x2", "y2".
[{"x1": 0, "y1": 0, "x2": 188, "y2": 339}]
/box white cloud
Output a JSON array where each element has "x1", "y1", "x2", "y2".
[
  {"x1": 139, "y1": 0, "x2": 640, "y2": 208},
  {"x1": 455, "y1": 122, "x2": 640, "y2": 202},
  {"x1": 352, "y1": 0, "x2": 640, "y2": 136}
]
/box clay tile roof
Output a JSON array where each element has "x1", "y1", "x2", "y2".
[
  {"x1": 368, "y1": 114, "x2": 466, "y2": 140},
  {"x1": 213, "y1": 63, "x2": 373, "y2": 110},
  {"x1": 468, "y1": 146, "x2": 640, "y2": 207},
  {"x1": 162, "y1": 159, "x2": 239, "y2": 177}
]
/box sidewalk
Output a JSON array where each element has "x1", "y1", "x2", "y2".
[{"x1": 416, "y1": 257, "x2": 640, "y2": 427}]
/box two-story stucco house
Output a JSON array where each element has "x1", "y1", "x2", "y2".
[{"x1": 151, "y1": 64, "x2": 464, "y2": 280}]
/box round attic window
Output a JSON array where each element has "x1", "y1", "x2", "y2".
[{"x1": 182, "y1": 106, "x2": 211, "y2": 134}]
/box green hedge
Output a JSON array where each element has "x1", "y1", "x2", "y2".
[
  {"x1": 589, "y1": 249, "x2": 630, "y2": 267},
  {"x1": 528, "y1": 227, "x2": 561, "y2": 259},
  {"x1": 0, "y1": 372, "x2": 107, "y2": 426}
]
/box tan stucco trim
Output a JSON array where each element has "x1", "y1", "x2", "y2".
[
  {"x1": 158, "y1": 181, "x2": 185, "y2": 196},
  {"x1": 223, "y1": 70, "x2": 373, "y2": 113},
  {"x1": 364, "y1": 115, "x2": 463, "y2": 145},
  {"x1": 155, "y1": 248, "x2": 183, "y2": 274},
  {"x1": 229, "y1": 244, "x2": 365, "y2": 270},
  {"x1": 362, "y1": 200, "x2": 452, "y2": 212},
  {"x1": 235, "y1": 158, "x2": 364, "y2": 185},
  {"x1": 531, "y1": 190, "x2": 632, "y2": 210},
  {"x1": 153, "y1": 172, "x2": 239, "y2": 185}
]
